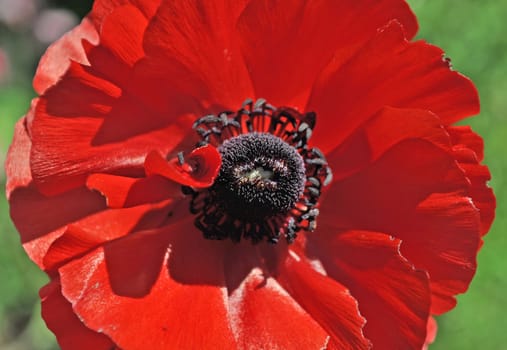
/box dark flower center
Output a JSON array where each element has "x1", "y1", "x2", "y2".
[
  {"x1": 183, "y1": 99, "x2": 332, "y2": 244},
  {"x1": 214, "y1": 132, "x2": 306, "y2": 220}
]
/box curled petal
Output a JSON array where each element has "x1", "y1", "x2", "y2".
[
  {"x1": 144, "y1": 144, "x2": 221, "y2": 188},
  {"x1": 86, "y1": 173, "x2": 181, "y2": 208}
]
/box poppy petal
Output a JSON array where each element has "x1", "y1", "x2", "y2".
[
  {"x1": 307, "y1": 230, "x2": 431, "y2": 349},
  {"x1": 96, "y1": 4, "x2": 147, "y2": 66},
  {"x1": 276, "y1": 249, "x2": 371, "y2": 349},
  {"x1": 58, "y1": 224, "x2": 237, "y2": 349},
  {"x1": 9, "y1": 185, "x2": 105, "y2": 268},
  {"x1": 223, "y1": 244, "x2": 331, "y2": 349},
  {"x1": 399, "y1": 192, "x2": 482, "y2": 314},
  {"x1": 423, "y1": 317, "x2": 438, "y2": 350},
  {"x1": 321, "y1": 139, "x2": 481, "y2": 314},
  {"x1": 144, "y1": 144, "x2": 222, "y2": 188},
  {"x1": 33, "y1": 19, "x2": 98, "y2": 94},
  {"x1": 83, "y1": 3, "x2": 150, "y2": 91},
  {"x1": 228, "y1": 269, "x2": 331, "y2": 349},
  {"x1": 326, "y1": 106, "x2": 450, "y2": 182},
  {"x1": 40, "y1": 280, "x2": 115, "y2": 350},
  {"x1": 43, "y1": 199, "x2": 173, "y2": 272},
  {"x1": 140, "y1": 0, "x2": 253, "y2": 110},
  {"x1": 447, "y1": 126, "x2": 495, "y2": 235},
  {"x1": 309, "y1": 21, "x2": 479, "y2": 153},
  {"x1": 30, "y1": 63, "x2": 190, "y2": 195},
  {"x1": 89, "y1": 0, "x2": 161, "y2": 29},
  {"x1": 86, "y1": 173, "x2": 181, "y2": 208},
  {"x1": 238, "y1": 0, "x2": 417, "y2": 109},
  {"x1": 30, "y1": 2, "x2": 198, "y2": 195},
  {"x1": 5, "y1": 116, "x2": 34, "y2": 198},
  {"x1": 448, "y1": 126, "x2": 485, "y2": 161}
]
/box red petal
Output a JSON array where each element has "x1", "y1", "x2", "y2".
[
  {"x1": 84, "y1": 3, "x2": 148, "y2": 90},
  {"x1": 400, "y1": 192, "x2": 481, "y2": 313},
  {"x1": 30, "y1": 60, "x2": 191, "y2": 195},
  {"x1": 9, "y1": 185, "x2": 105, "y2": 269},
  {"x1": 5, "y1": 116, "x2": 33, "y2": 198},
  {"x1": 238, "y1": 0, "x2": 417, "y2": 109},
  {"x1": 95, "y1": 4, "x2": 147, "y2": 66},
  {"x1": 423, "y1": 317, "x2": 438, "y2": 350},
  {"x1": 43, "y1": 199, "x2": 172, "y2": 272},
  {"x1": 448, "y1": 126, "x2": 484, "y2": 161},
  {"x1": 86, "y1": 173, "x2": 181, "y2": 208},
  {"x1": 10, "y1": 183, "x2": 105, "y2": 245},
  {"x1": 140, "y1": 0, "x2": 253, "y2": 110},
  {"x1": 276, "y1": 249, "x2": 370, "y2": 349},
  {"x1": 320, "y1": 139, "x2": 481, "y2": 314},
  {"x1": 85, "y1": 0, "x2": 199, "y2": 121},
  {"x1": 59, "y1": 224, "x2": 237, "y2": 349},
  {"x1": 144, "y1": 145, "x2": 221, "y2": 188},
  {"x1": 40, "y1": 280, "x2": 115, "y2": 350},
  {"x1": 447, "y1": 126, "x2": 495, "y2": 235},
  {"x1": 31, "y1": 2, "x2": 202, "y2": 195},
  {"x1": 309, "y1": 21, "x2": 479, "y2": 153},
  {"x1": 229, "y1": 270, "x2": 331, "y2": 349},
  {"x1": 33, "y1": 18, "x2": 98, "y2": 94},
  {"x1": 89, "y1": 0, "x2": 161, "y2": 29},
  {"x1": 326, "y1": 106, "x2": 450, "y2": 182},
  {"x1": 307, "y1": 230, "x2": 431, "y2": 349},
  {"x1": 103, "y1": 228, "x2": 174, "y2": 297},
  {"x1": 84, "y1": 2, "x2": 196, "y2": 126},
  {"x1": 222, "y1": 244, "x2": 331, "y2": 349}
]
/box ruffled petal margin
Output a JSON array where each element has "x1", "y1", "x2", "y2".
[
  {"x1": 237, "y1": 0, "x2": 417, "y2": 109},
  {"x1": 309, "y1": 21, "x2": 479, "y2": 153},
  {"x1": 307, "y1": 230, "x2": 431, "y2": 349}
]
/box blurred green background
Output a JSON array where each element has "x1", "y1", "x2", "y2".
[{"x1": 0, "y1": 0, "x2": 505, "y2": 349}]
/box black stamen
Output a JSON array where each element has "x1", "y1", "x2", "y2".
[{"x1": 183, "y1": 99, "x2": 332, "y2": 244}]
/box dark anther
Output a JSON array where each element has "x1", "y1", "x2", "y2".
[
  {"x1": 214, "y1": 132, "x2": 305, "y2": 220},
  {"x1": 184, "y1": 99, "x2": 332, "y2": 244},
  {"x1": 177, "y1": 151, "x2": 185, "y2": 165}
]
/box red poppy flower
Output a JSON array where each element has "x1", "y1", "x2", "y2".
[{"x1": 6, "y1": 0, "x2": 495, "y2": 349}]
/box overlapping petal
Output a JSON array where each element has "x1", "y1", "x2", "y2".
[
  {"x1": 306, "y1": 230, "x2": 431, "y2": 349},
  {"x1": 238, "y1": 0, "x2": 417, "y2": 109},
  {"x1": 139, "y1": 0, "x2": 253, "y2": 111},
  {"x1": 40, "y1": 280, "x2": 116, "y2": 350},
  {"x1": 30, "y1": 1, "x2": 214, "y2": 196},
  {"x1": 308, "y1": 21, "x2": 479, "y2": 153},
  {"x1": 321, "y1": 135, "x2": 481, "y2": 314},
  {"x1": 226, "y1": 265, "x2": 331, "y2": 349},
  {"x1": 58, "y1": 225, "x2": 237, "y2": 350},
  {"x1": 277, "y1": 249, "x2": 370, "y2": 349},
  {"x1": 5, "y1": 0, "x2": 495, "y2": 349},
  {"x1": 447, "y1": 126, "x2": 496, "y2": 235}
]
